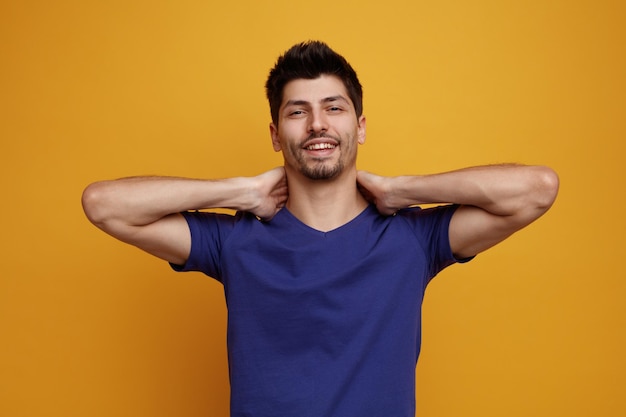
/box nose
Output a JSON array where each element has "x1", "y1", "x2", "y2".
[{"x1": 308, "y1": 109, "x2": 328, "y2": 134}]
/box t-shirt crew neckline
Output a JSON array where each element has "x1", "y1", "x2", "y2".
[{"x1": 277, "y1": 204, "x2": 377, "y2": 237}]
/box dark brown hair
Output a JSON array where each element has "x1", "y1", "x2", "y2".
[{"x1": 265, "y1": 41, "x2": 363, "y2": 125}]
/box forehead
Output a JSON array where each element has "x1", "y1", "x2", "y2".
[{"x1": 281, "y1": 75, "x2": 352, "y2": 108}]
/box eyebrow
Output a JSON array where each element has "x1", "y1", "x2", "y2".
[{"x1": 283, "y1": 95, "x2": 350, "y2": 108}]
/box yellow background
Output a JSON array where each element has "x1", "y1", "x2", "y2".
[{"x1": 2, "y1": 1, "x2": 624, "y2": 416}]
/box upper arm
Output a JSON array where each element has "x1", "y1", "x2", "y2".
[
  {"x1": 448, "y1": 165, "x2": 559, "y2": 259},
  {"x1": 93, "y1": 212, "x2": 192, "y2": 266},
  {"x1": 449, "y1": 205, "x2": 522, "y2": 259},
  {"x1": 81, "y1": 180, "x2": 193, "y2": 265},
  {"x1": 449, "y1": 195, "x2": 556, "y2": 260}
]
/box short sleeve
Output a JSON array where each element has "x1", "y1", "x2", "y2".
[
  {"x1": 169, "y1": 211, "x2": 237, "y2": 282},
  {"x1": 398, "y1": 204, "x2": 472, "y2": 279}
]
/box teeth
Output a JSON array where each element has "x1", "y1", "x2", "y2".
[{"x1": 306, "y1": 143, "x2": 336, "y2": 150}]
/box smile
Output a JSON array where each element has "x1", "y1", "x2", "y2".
[{"x1": 305, "y1": 143, "x2": 337, "y2": 150}]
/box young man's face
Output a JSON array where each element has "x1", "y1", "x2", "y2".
[{"x1": 270, "y1": 75, "x2": 366, "y2": 181}]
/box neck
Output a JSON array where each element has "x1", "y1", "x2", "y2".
[{"x1": 285, "y1": 169, "x2": 368, "y2": 232}]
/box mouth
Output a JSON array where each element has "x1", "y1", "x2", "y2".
[
  {"x1": 302, "y1": 136, "x2": 340, "y2": 153},
  {"x1": 305, "y1": 142, "x2": 337, "y2": 151}
]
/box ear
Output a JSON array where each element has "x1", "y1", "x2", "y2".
[
  {"x1": 269, "y1": 122, "x2": 282, "y2": 152},
  {"x1": 357, "y1": 115, "x2": 366, "y2": 145}
]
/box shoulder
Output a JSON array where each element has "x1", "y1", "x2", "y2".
[
  {"x1": 395, "y1": 204, "x2": 459, "y2": 225},
  {"x1": 181, "y1": 210, "x2": 255, "y2": 242},
  {"x1": 394, "y1": 204, "x2": 460, "y2": 255}
]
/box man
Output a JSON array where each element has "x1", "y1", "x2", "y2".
[{"x1": 82, "y1": 41, "x2": 559, "y2": 416}]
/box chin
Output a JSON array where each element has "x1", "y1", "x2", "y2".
[{"x1": 300, "y1": 162, "x2": 344, "y2": 180}]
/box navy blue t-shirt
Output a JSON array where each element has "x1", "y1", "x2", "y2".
[{"x1": 173, "y1": 204, "x2": 460, "y2": 417}]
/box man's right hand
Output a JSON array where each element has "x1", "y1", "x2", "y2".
[{"x1": 247, "y1": 167, "x2": 288, "y2": 221}]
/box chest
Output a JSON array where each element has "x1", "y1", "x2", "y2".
[{"x1": 220, "y1": 220, "x2": 429, "y2": 314}]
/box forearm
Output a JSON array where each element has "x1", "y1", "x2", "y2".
[
  {"x1": 82, "y1": 175, "x2": 255, "y2": 228},
  {"x1": 396, "y1": 164, "x2": 557, "y2": 214},
  {"x1": 363, "y1": 164, "x2": 559, "y2": 220}
]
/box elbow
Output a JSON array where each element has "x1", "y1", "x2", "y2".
[
  {"x1": 81, "y1": 182, "x2": 112, "y2": 227},
  {"x1": 533, "y1": 166, "x2": 560, "y2": 210}
]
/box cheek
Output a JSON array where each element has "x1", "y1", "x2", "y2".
[{"x1": 277, "y1": 123, "x2": 299, "y2": 140}]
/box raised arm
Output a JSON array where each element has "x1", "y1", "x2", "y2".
[
  {"x1": 82, "y1": 167, "x2": 288, "y2": 265},
  {"x1": 357, "y1": 164, "x2": 559, "y2": 259}
]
